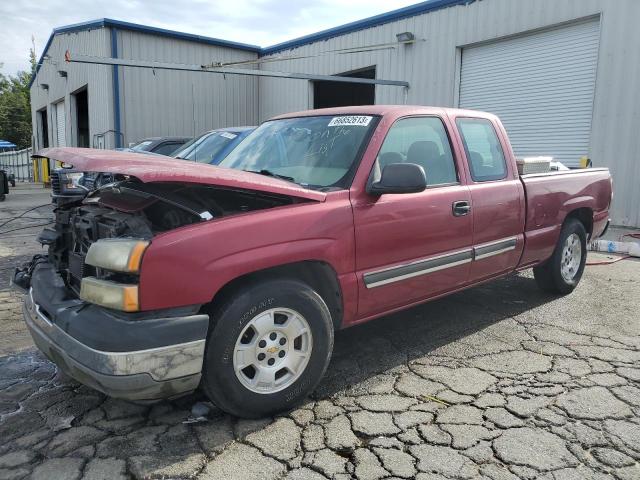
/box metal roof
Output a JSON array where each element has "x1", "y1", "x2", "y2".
[{"x1": 30, "y1": 0, "x2": 474, "y2": 88}]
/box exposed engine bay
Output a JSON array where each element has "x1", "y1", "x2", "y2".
[{"x1": 40, "y1": 179, "x2": 298, "y2": 294}]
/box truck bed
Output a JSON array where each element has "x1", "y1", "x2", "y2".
[{"x1": 518, "y1": 168, "x2": 611, "y2": 267}]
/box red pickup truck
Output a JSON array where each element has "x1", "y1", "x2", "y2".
[{"x1": 16, "y1": 106, "x2": 612, "y2": 418}]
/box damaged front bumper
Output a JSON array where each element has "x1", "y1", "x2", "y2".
[{"x1": 18, "y1": 261, "x2": 209, "y2": 402}]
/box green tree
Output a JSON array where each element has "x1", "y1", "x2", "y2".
[{"x1": 0, "y1": 50, "x2": 35, "y2": 149}]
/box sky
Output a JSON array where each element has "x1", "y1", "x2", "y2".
[{"x1": 0, "y1": 0, "x2": 421, "y2": 76}]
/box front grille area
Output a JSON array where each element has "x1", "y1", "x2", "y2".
[
  {"x1": 50, "y1": 171, "x2": 61, "y2": 195},
  {"x1": 48, "y1": 203, "x2": 153, "y2": 293},
  {"x1": 68, "y1": 251, "x2": 86, "y2": 282}
]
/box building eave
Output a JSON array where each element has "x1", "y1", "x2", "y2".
[{"x1": 260, "y1": 0, "x2": 477, "y2": 56}]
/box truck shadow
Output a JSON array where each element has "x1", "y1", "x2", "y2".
[{"x1": 315, "y1": 270, "x2": 557, "y2": 398}]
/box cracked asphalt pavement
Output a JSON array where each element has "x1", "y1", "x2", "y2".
[{"x1": 1, "y1": 188, "x2": 639, "y2": 480}]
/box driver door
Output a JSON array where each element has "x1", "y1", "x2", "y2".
[{"x1": 352, "y1": 116, "x2": 473, "y2": 320}]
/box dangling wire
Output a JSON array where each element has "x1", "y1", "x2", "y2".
[
  {"x1": 0, "y1": 221, "x2": 54, "y2": 235},
  {"x1": 0, "y1": 204, "x2": 52, "y2": 230}
]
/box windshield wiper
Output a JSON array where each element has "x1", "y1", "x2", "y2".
[{"x1": 244, "y1": 169, "x2": 296, "y2": 184}]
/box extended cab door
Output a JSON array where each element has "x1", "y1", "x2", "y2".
[
  {"x1": 351, "y1": 115, "x2": 473, "y2": 320},
  {"x1": 451, "y1": 115, "x2": 525, "y2": 282}
]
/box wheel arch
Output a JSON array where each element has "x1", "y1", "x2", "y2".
[
  {"x1": 564, "y1": 207, "x2": 593, "y2": 239},
  {"x1": 205, "y1": 260, "x2": 344, "y2": 331}
]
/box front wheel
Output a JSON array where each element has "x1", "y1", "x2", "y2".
[
  {"x1": 533, "y1": 218, "x2": 587, "y2": 294},
  {"x1": 202, "y1": 278, "x2": 334, "y2": 418}
]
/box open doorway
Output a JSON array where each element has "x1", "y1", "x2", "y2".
[
  {"x1": 313, "y1": 66, "x2": 376, "y2": 109},
  {"x1": 74, "y1": 88, "x2": 90, "y2": 147},
  {"x1": 37, "y1": 108, "x2": 49, "y2": 149}
]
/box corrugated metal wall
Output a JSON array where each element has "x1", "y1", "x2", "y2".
[
  {"x1": 30, "y1": 27, "x2": 260, "y2": 151},
  {"x1": 30, "y1": 28, "x2": 113, "y2": 149},
  {"x1": 115, "y1": 30, "x2": 259, "y2": 145},
  {"x1": 257, "y1": 0, "x2": 640, "y2": 227}
]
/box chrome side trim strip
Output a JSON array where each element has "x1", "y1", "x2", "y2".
[
  {"x1": 473, "y1": 237, "x2": 517, "y2": 260},
  {"x1": 363, "y1": 236, "x2": 518, "y2": 289},
  {"x1": 24, "y1": 290, "x2": 205, "y2": 382},
  {"x1": 474, "y1": 245, "x2": 515, "y2": 260},
  {"x1": 364, "y1": 249, "x2": 473, "y2": 289}
]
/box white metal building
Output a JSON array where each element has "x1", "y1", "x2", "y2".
[
  {"x1": 29, "y1": 19, "x2": 260, "y2": 151},
  {"x1": 30, "y1": 0, "x2": 640, "y2": 226}
]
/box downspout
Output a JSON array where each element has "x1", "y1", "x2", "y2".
[{"x1": 110, "y1": 27, "x2": 122, "y2": 148}]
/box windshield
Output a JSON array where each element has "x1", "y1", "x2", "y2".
[
  {"x1": 173, "y1": 132, "x2": 236, "y2": 163},
  {"x1": 218, "y1": 115, "x2": 377, "y2": 189}
]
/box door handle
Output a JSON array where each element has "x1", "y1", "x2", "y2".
[{"x1": 452, "y1": 200, "x2": 471, "y2": 216}]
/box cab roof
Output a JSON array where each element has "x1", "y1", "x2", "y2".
[{"x1": 272, "y1": 105, "x2": 497, "y2": 121}]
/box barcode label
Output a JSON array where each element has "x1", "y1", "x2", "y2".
[{"x1": 327, "y1": 116, "x2": 372, "y2": 127}]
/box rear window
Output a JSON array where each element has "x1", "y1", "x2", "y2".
[{"x1": 456, "y1": 118, "x2": 507, "y2": 182}]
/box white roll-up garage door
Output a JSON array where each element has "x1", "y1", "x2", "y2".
[
  {"x1": 55, "y1": 101, "x2": 66, "y2": 147},
  {"x1": 459, "y1": 19, "x2": 600, "y2": 167}
]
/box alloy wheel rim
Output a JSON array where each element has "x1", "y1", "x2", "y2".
[
  {"x1": 560, "y1": 233, "x2": 582, "y2": 282},
  {"x1": 233, "y1": 307, "x2": 313, "y2": 394}
]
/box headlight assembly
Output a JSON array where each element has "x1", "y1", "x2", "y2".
[
  {"x1": 56, "y1": 171, "x2": 87, "y2": 195},
  {"x1": 64, "y1": 172, "x2": 84, "y2": 189},
  {"x1": 85, "y1": 239, "x2": 150, "y2": 273}
]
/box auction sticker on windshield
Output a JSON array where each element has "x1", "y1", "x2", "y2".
[
  {"x1": 219, "y1": 132, "x2": 238, "y2": 139},
  {"x1": 328, "y1": 116, "x2": 372, "y2": 127}
]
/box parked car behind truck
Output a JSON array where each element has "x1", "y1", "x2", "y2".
[
  {"x1": 15, "y1": 106, "x2": 612, "y2": 418},
  {"x1": 120, "y1": 136, "x2": 191, "y2": 156},
  {"x1": 172, "y1": 126, "x2": 255, "y2": 164}
]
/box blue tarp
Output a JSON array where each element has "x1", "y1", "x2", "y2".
[{"x1": 0, "y1": 140, "x2": 17, "y2": 150}]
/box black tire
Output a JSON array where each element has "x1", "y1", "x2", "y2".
[
  {"x1": 0, "y1": 194, "x2": 5, "y2": 202},
  {"x1": 10, "y1": 180, "x2": 15, "y2": 187},
  {"x1": 202, "y1": 278, "x2": 334, "y2": 418},
  {"x1": 533, "y1": 218, "x2": 587, "y2": 294}
]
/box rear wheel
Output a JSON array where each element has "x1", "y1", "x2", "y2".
[
  {"x1": 202, "y1": 278, "x2": 334, "y2": 418},
  {"x1": 534, "y1": 218, "x2": 587, "y2": 294}
]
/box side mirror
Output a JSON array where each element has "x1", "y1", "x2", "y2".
[{"x1": 367, "y1": 163, "x2": 427, "y2": 196}]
